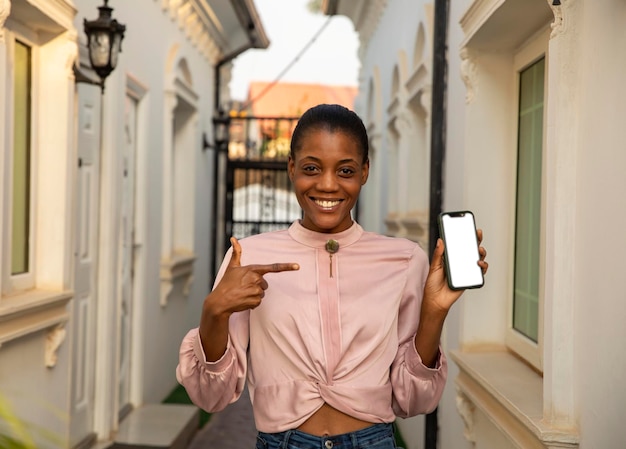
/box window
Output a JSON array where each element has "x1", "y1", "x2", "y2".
[
  {"x1": 0, "y1": 2, "x2": 75, "y2": 346},
  {"x1": 513, "y1": 57, "x2": 544, "y2": 342},
  {"x1": 11, "y1": 40, "x2": 33, "y2": 277},
  {"x1": 3, "y1": 34, "x2": 36, "y2": 294},
  {"x1": 453, "y1": 3, "x2": 578, "y2": 445},
  {"x1": 505, "y1": 32, "x2": 548, "y2": 372}
]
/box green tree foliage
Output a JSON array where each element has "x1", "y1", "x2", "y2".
[
  {"x1": 307, "y1": 0, "x2": 323, "y2": 14},
  {"x1": 0, "y1": 394, "x2": 62, "y2": 449}
]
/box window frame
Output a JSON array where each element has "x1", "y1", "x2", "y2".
[
  {"x1": 2, "y1": 26, "x2": 39, "y2": 295},
  {"x1": 505, "y1": 31, "x2": 549, "y2": 372},
  {"x1": 0, "y1": 1, "x2": 75, "y2": 349}
]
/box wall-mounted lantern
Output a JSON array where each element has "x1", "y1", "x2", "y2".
[
  {"x1": 204, "y1": 110, "x2": 231, "y2": 151},
  {"x1": 213, "y1": 110, "x2": 231, "y2": 149},
  {"x1": 75, "y1": 0, "x2": 126, "y2": 92}
]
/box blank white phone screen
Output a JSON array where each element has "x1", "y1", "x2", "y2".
[{"x1": 441, "y1": 213, "x2": 483, "y2": 289}]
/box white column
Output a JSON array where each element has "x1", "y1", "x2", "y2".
[
  {"x1": 542, "y1": 0, "x2": 580, "y2": 430},
  {"x1": 35, "y1": 31, "x2": 78, "y2": 290},
  {"x1": 161, "y1": 91, "x2": 177, "y2": 260}
]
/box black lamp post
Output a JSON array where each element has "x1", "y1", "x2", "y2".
[{"x1": 78, "y1": 0, "x2": 126, "y2": 92}]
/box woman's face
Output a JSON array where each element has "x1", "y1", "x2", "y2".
[{"x1": 288, "y1": 128, "x2": 369, "y2": 234}]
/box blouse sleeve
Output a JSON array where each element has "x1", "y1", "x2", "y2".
[
  {"x1": 175, "y1": 248, "x2": 250, "y2": 413},
  {"x1": 390, "y1": 245, "x2": 448, "y2": 418}
]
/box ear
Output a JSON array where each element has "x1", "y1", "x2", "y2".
[
  {"x1": 361, "y1": 158, "x2": 370, "y2": 185},
  {"x1": 288, "y1": 155, "x2": 295, "y2": 182}
]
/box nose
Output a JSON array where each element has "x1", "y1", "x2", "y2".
[{"x1": 317, "y1": 169, "x2": 339, "y2": 192}]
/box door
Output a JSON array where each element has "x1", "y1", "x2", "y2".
[
  {"x1": 117, "y1": 94, "x2": 138, "y2": 418},
  {"x1": 70, "y1": 84, "x2": 101, "y2": 448}
]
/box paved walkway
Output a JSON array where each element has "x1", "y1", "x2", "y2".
[{"x1": 188, "y1": 388, "x2": 257, "y2": 449}]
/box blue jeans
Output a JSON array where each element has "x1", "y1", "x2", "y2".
[{"x1": 255, "y1": 423, "x2": 403, "y2": 449}]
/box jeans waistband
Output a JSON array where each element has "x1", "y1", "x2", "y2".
[{"x1": 258, "y1": 422, "x2": 394, "y2": 449}]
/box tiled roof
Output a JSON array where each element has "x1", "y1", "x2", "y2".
[{"x1": 245, "y1": 82, "x2": 358, "y2": 117}]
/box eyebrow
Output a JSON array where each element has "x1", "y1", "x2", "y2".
[{"x1": 300, "y1": 156, "x2": 358, "y2": 164}]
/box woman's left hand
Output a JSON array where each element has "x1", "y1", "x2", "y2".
[{"x1": 422, "y1": 229, "x2": 489, "y2": 315}]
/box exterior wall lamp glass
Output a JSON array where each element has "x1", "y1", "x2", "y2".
[
  {"x1": 204, "y1": 110, "x2": 232, "y2": 151},
  {"x1": 75, "y1": 0, "x2": 126, "y2": 93}
]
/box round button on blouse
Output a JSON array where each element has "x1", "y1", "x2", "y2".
[{"x1": 325, "y1": 239, "x2": 339, "y2": 254}]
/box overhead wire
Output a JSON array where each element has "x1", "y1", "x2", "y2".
[{"x1": 238, "y1": 15, "x2": 334, "y2": 113}]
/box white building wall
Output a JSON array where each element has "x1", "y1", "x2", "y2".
[
  {"x1": 89, "y1": 0, "x2": 217, "y2": 405},
  {"x1": 572, "y1": 3, "x2": 626, "y2": 446},
  {"x1": 332, "y1": 0, "x2": 626, "y2": 448},
  {"x1": 355, "y1": 0, "x2": 434, "y2": 252},
  {"x1": 346, "y1": 0, "x2": 435, "y2": 445},
  {"x1": 0, "y1": 0, "x2": 262, "y2": 447}
]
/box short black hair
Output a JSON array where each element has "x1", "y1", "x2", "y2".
[{"x1": 290, "y1": 104, "x2": 369, "y2": 163}]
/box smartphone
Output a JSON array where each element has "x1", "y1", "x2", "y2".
[{"x1": 438, "y1": 211, "x2": 484, "y2": 291}]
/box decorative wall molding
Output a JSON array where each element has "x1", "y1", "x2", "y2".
[
  {"x1": 0, "y1": 291, "x2": 72, "y2": 348},
  {"x1": 63, "y1": 29, "x2": 80, "y2": 73},
  {"x1": 406, "y1": 64, "x2": 430, "y2": 108},
  {"x1": 386, "y1": 95, "x2": 400, "y2": 120},
  {"x1": 160, "y1": 253, "x2": 195, "y2": 307},
  {"x1": 384, "y1": 214, "x2": 404, "y2": 238},
  {"x1": 367, "y1": 127, "x2": 381, "y2": 159},
  {"x1": 353, "y1": 0, "x2": 388, "y2": 57},
  {"x1": 169, "y1": 0, "x2": 183, "y2": 20},
  {"x1": 459, "y1": 0, "x2": 502, "y2": 47},
  {"x1": 460, "y1": 0, "x2": 552, "y2": 51},
  {"x1": 399, "y1": 212, "x2": 428, "y2": 248},
  {"x1": 547, "y1": 0, "x2": 564, "y2": 38},
  {"x1": 419, "y1": 86, "x2": 431, "y2": 114},
  {"x1": 460, "y1": 47, "x2": 478, "y2": 104},
  {"x1": 452, "y1": 350, "x2": 580, "y2": 449},
  {"x1": 394, "y1": 111, "x2": 413, "y2": 136},
  {"x1": 45, "y1": 324, "x2": 66, "y2": 368},
  {"x1": 158, "y1": 0, "x2": 225, "y2": 63},
  {"x1": 456, "y1": 387, "x2": 477, "y2": 445},
  {"x1": 0, "y1": 0, "x2": 11, "y2": 43}
]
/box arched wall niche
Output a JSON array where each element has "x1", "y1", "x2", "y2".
[{"x1": 160, "y1": 47, "x2": 199, "y2": 306}]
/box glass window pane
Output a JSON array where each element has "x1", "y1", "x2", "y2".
[
  {"x1": 513, "y1": 58, "x2": 544, "y2": 342},
  {"x1": 12, "y1": 41, "x2": 32, "y2": 275}
]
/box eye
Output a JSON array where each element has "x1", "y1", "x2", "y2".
[
  {"x1": 302, "y1": 165, "x2": 319, "y2": 173},
  {"x1": 338, "y1": 167, "x2": 355, "y2": 176}
]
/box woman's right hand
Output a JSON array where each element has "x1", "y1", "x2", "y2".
[
  {"x1": 204, "y1": 237, "x2": 300, "y2": 318},
  {"x1": 199, "y1": 237, "x2": 299, "y2": 361}
]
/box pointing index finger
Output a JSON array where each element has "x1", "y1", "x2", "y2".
[{"x1": 249, "y1": 263, "x2": 300, "y2": 275}]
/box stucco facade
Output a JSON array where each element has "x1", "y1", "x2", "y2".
[
  {"x1": 325, "y1": 0, "x2": 626, "y2": 448},
  {"x1": 0, "y1": 1, "x2": 267, "y2": 447}
]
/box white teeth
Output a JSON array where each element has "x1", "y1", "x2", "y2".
[{"x1": 315, "y1": 200, "x2": 340, "y2": 209}]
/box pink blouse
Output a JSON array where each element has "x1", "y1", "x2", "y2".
[{"x1": 176, "y1": 220, "x2": 447, "y2": 433}]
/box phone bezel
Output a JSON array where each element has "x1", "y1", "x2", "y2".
[{"x1": 437, "y1": 210, "x2": 484, "y2": 291}]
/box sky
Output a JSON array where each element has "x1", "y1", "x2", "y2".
[{"x1": 229, "y1": 0, "x2": 361, "y2": 102}]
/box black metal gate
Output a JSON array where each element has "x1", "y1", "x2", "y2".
[{"x1": 212, "y1": 115, "x2": 302, "y2": 275}]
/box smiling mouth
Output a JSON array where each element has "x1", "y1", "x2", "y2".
[{"x1": 314, "y1": 199, "x2": 342, "y2": 210}]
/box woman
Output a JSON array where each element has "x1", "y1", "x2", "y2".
[{"x1": 177, "y1": 104, "x2": 488, "y2": 449}]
